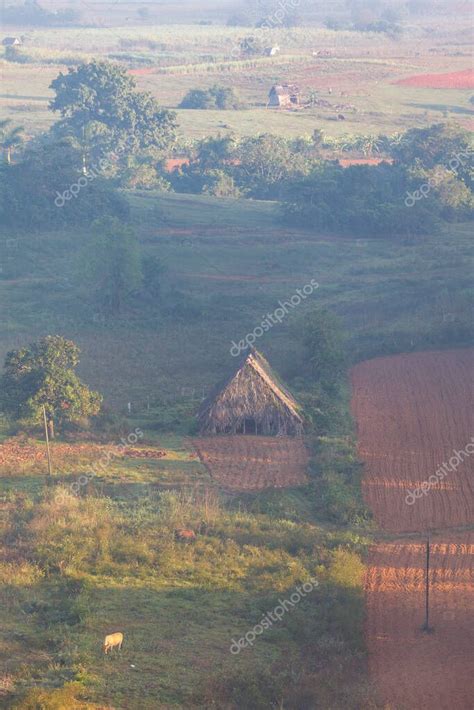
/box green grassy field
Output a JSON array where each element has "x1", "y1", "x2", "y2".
[
  {"x1": 2, "y1": 191, "x2": 472, "y2": 410},
  {"x1": 1, "y1": 10, "x2": 473, "y2": 707},
  {"x1": 1, "y1": 22, "x2": 472, "y2": 139},
  {"x1": 2, "y1": 186, "x2": 471, "y2": 706},
  {"x1": 0, "y1": 416, "x2": 374, "y2": 709}
]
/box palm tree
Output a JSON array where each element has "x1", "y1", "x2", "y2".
[
  {"x1": 357, "y1": 134, "x2": 384, "y2": 158},
  {"x1": 0, "y1": 120, "x2": 25, "y2": 164}
]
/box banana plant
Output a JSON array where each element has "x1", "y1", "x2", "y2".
[{"x1": 0, "y1": 119, "x2": 25, "y2": 164}]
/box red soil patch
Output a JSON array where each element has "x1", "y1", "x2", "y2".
[
  {"x1": 339, "y1": 158, "x2": 393, "y2": 167},
  {"x1": 352, "y1": 349, "x2": 474, "y2": 709},
  {"x1": 366, "y1": 535, "x2": 474, "y2": 710},
  {"x1": 122, "y1": 447, "x2": 166, "y2": 459},
  {"x1": 193, "y1": 435, "x2": 308, "y2": 491},
  {"x1": 164, "y1": 157, "x2": 190, "y2": 172},
  {"x1": 165, "y1": 156, "x2": 393, "y2": 173},
  {"x1": 351, "y1": 349, "x2": 474, "y2": 533},
  {"x1": 0, "y1": 439, "x2": 107, "y2": 471},
  {"x1": 128, "y1": 67, "x2": 159, "y2": 76},
  {"x1": 395, "y1": 69, "x2": 474, "y2": 89},
  {"x1": 0, "y1": 438, "x2": 165, "y2": 472}
]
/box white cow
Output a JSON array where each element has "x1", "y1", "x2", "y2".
[{"x1": 103, "y1": 632, "x2": 124, "y2": 654}]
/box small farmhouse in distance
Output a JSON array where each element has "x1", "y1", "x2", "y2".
[
  {"x1": 265, "y1": 45, "x2": 280, "y2": 57},
  {"x1": 268, "y1": 84, "x2": 300, "y2": 108},
  {"x1": 198, "y1": 349, "x2": 304, "y2": 436},
  {"x1": 2, "y1": 36, "x2": 22, "y2": 46}
]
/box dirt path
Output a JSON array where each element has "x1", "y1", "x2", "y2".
[
  {"x1": 351, "y1": 349, "x2": 474, "y2": 710},
  {"x1": 193, "y1": 435, "x2": 308, "y2": 491}
]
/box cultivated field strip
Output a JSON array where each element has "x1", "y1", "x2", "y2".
[
  {"x1": 352, "y1": 349, "x2": 474, "y2": 710},
  {"x1": 351, "y1": 349, "x2": 474, "y2": 532},
  {"x1": 192, "y1": 435, "x2": 308, "y2": 491},
  {"x1": 366, "y1": 535, "x2": 474, "y2": 710}
]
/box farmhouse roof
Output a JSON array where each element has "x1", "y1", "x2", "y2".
[
  {"x1": 270, "y1": 83, "x2": 300, "y2": 96},
  {"x1": 2, "y1": 36, "x2": 22, "y2": 46}
]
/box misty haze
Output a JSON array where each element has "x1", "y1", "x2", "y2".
[{"x1": 0, "y1": 1, "x2": 472, "y2": 708}]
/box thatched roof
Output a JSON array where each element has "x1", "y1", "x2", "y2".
[
  {"x1": 198, "y1": 349, "x2": 303, "y2": 436},
  {"x1": 269, "y1": 84, "x2": 300, "y2": 97}
]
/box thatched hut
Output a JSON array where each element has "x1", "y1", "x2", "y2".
[
  {"x1": 198, "y1": 349, "x2": 303, "y2": 436},
  {"x1": 268, "y1": 84, "x2": 300, "y2": 108}
]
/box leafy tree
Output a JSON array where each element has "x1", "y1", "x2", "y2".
[
  {"x1": 354, "y1": 133, "x2": 385, "y2": 157},
  {"x1": 168, "y1": 135, "x2": 238, "y2": 194},
  {"x1": 284, "y1": 162, "x2": 442, "y2": 237},
  {"x1": 422, "y1": 167, "x2": 474, "y2": 219},
  {"x1": 4, "y1": 45, "x2": 29, "y2": 63},
  {"x1": 239, "y1": 35, "x2": 264, "y2": 56},
  {"x1": 0, "y1": 336, "x2": 102, "y2": 438},
  {"x1": 179, "y1": 89, "x2": 217, "y2": 110},
  {"x1": 235, "y1": 134, "x2": 310, "y2": 198},
  {"x1": 82, "y1": 216, "x2": 142, "y2": 314},
  {"x1": 312, "y1": 129, "x2": 325, "y2": 148},
  {"x1": 202, "y1": 170, "x2": 241, "y2": 197},
  {"x1": 49, "y1": 61, "x2": 177, "y2": 165},
  {"x1": 391, "y1": 124, "x2": 472, "y2": 175},
  {"x1": 179, "y1": 85, "x2": 244, "y2": 110},
  {"x1": 303, "y1": 309, "x2": 345, "y2": 385},
  {"x1": 0, "y1": 135, "x2": 129, "y2": 229},
  {"x1": 196, "y1": 134, "x2": 237, "y2": 169},
  {"x1": 3, "y1": 0, "x2": 81, "y2": 25},
  {"x1": 142, "y1": 255, "x2": 166, "y2": 298},
  {"x1": 0, "y1": 119, "x2": 24, "y2": 164}
]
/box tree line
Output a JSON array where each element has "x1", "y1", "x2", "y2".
[
  {"x1": 1, "y1": 60, "x2": 471, "y2": 235},
  {"x1": 1, "y1": 61, "x2": 472, "y2": 319}
]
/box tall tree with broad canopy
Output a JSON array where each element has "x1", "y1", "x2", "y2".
[
  {"x1": 0, "y1": 336, "x2": 102, "y2": 438},
  {"x1": 49, "y1": 60, "x2": 177, "y2": 168},
  {"x1": 392, "y1": 123, "x2": 473, "y2": 183}
]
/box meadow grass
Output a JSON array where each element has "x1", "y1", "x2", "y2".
[
  {"x1": 0, "y1": 18, "x2": 472, "y2": 707},
  {"x1": 1, "y1": 20, "x2": 471, "y2": 139},
  {"x1": 0, "y1": 449, "x2": 375, "y2": 708},
  {"x1": 1, "y1": 192, "x2": 472, "y2": 409}
]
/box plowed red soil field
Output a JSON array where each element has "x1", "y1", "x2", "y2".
[
  {"x1": 395, "y1": 68, "x2": 474, "y2": 89},
  {"x1": 366, "y1": 535, "x2": 474, "y2": 710},
  {"x1": 0, "y1": 438, "x2": 167, "y2": 474},
  {"x1": 352, "y1": 349, "x2": 474, "y2": 710},
  {"x1": 192, "y1": 435, "x2": 308, "y2": 491},
  {"x1": 351, "y1": 349, "x2": 474, "y2": 533}
]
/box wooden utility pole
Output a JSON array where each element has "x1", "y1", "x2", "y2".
[
  {"x1": 422, "y1": 532, "x2": 434, "y2": 633},
  {"x1": 42, "y1": 405, "x2": 53, "y2": 478}
]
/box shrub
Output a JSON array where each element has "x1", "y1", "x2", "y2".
[
  {"x1": 202, "y1": 170, "x2": 241, "y2": 197},
  {"x1": 179, "y1": 84, "x2": 245, "y2": 110},
  {"x1": 328, "y1": 548, "x2": 365, "y2": 589},
  {"x1": 12, "y1": 683, "x2": 93, "y2": 710}
]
